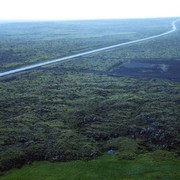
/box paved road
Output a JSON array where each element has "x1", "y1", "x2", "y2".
[{"x1": 0, "y1": 19, "x2": 179, "y2": 77}]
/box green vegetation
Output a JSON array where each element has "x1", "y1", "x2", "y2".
[
  {"x1": 0, "y1": 18, "x2": 180, "y2": 177},
  {"x1": 0, "y1": 18, "x2": 175, "y2": 72},
  {"x1": 1, "y1": 153, "x2": 179, "y2": 179}
]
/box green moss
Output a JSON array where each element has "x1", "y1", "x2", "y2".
[
  {"x1": 0, "y1": 18, "x2": 180, "y2": 172},
  {"x1": 1, "y1": 154, "x2": 179, "y2": 180}
]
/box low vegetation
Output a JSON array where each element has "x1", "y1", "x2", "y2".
[
  {"x1": 1, "y1": 152, "x2": 179, "y2": 179},
  {"x1": 0, "y1": 18, "x2": 179, "y2": 177}
]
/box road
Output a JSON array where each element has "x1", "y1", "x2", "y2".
[{"x1": 0, "y1": 19, "x2": 179, "y2": 77}]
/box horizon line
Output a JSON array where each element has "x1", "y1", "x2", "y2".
[{"x1": 0, "y1": 16, "x2": 180, "y2": 22}]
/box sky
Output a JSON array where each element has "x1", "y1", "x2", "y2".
[{"x1": 0, "y1": 0, "x2": 180, "y2": 21}]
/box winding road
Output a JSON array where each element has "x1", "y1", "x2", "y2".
[{"x1": 0, "y1": 19, "x2": 179, "y2": 77}]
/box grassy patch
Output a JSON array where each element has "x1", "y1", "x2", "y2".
[{"x1": 1, "y1": 153, "x2": 179, "y2": 180}]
